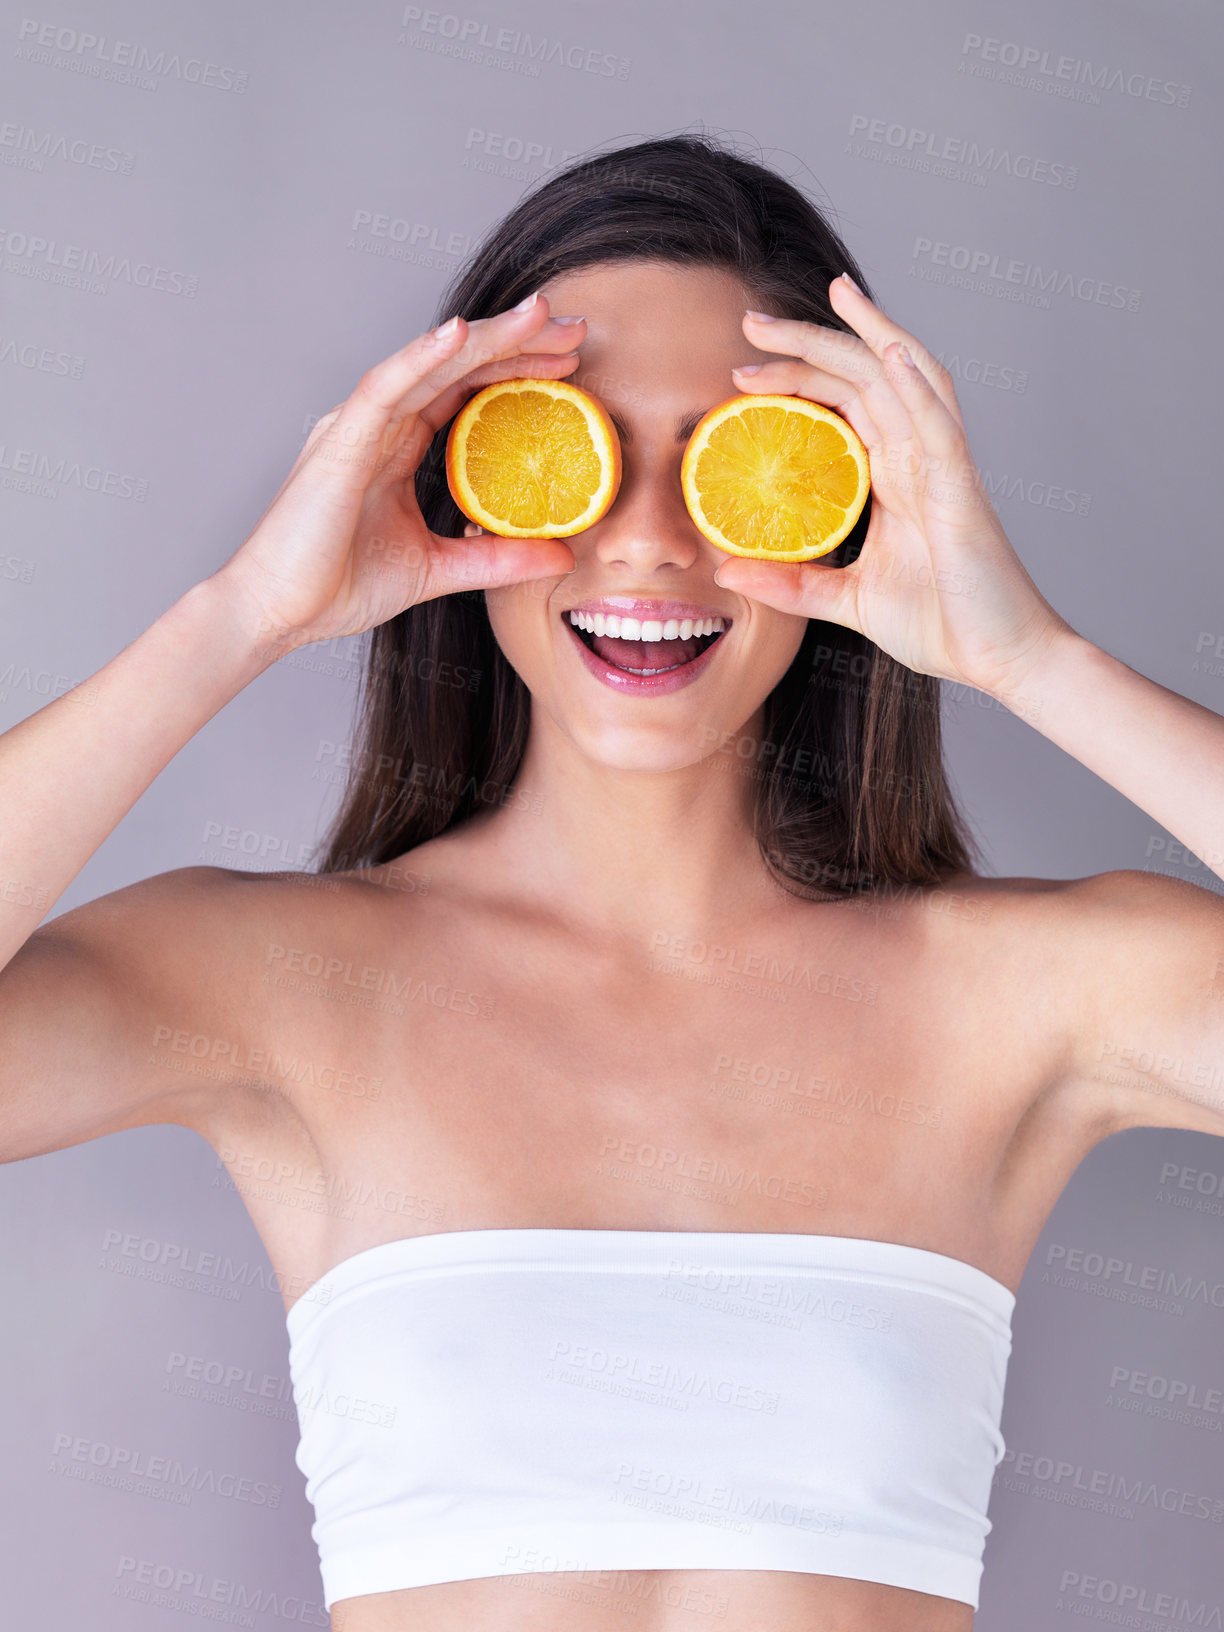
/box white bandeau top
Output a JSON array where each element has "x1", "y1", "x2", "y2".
[{"x1": 285, "y1": 1228, "x2": 1015, "y2": 1612}]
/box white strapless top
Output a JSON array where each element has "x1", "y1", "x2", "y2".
[{"x1": 285, "y1": 1228, "x2": 1015, "y2": 1611}]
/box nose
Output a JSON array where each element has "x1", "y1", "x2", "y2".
[{"x1": 585, "y1": 449, "x2": 704, "y2": 573}]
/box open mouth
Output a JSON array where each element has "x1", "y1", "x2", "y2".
[{"x1": 565, "y1": 610, "x2": 729, "y2": 677}]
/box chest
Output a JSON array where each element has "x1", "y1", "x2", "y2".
[
  {"x1": 279, "y1": 897, "x2": 1008, "y2": 1240},
  {"x1": 215, "y1": 886, "x2": 1059, "y2": 1310}
]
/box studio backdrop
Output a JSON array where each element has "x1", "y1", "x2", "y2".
[{"x1": 1, "y1": 0, "x2": 1221, "y2": 1626}]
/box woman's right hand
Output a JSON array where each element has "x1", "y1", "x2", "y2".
[{"x1": 211, "y1": 292, "x2": 585, "y2": 653}]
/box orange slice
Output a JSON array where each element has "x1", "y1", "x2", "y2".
[
  {"x1": 681, "y1": 394, "x2": 870, "y2": 561},
  {"x1": 445, "y1": 378, "x2": 621, "y2": 538}
]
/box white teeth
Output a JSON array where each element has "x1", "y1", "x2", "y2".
[{"x1": 567, "y1": 611, "x2": 726, "y2": 642}]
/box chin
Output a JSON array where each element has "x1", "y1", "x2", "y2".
[{"x1": 545, "y1": 704, "x2": 756, "y2": 777}]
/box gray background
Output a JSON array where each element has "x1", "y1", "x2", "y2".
[{"x1": 2, "y1": 0, "x2": 1223, "y2": 1624}]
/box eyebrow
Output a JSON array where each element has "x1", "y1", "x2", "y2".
[{"x1": 605, "y1": 406, "x2": 707, "y2": 447}]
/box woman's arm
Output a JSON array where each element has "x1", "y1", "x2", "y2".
[
  {"x1": 716, "y1": 273, "x2": 1224, "y2": 885},
  {"x1": 712, "y1": 274, "x2": 1224, "y2": 1137},
  {"x1": 2, "y1": 296, "x2": 585, "y2": 965},
  {"x1": 988, "y1": 632, "x2": 1224, "y2": 888},
  {"x1": 0, "y1": 294, "x2": 585, "y2": 1163},
  {"x1": 0, "y1": 579, "x2": 274, "y2": 962}
]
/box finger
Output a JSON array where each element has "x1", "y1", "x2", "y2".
[
  {"x1": 417, "y1": 532, "x2": 576, "y2": 603},
  {"x1": 741, "y1": 313, "x2": 915, "y2": 447},
  {"x1": 880, "y1": 340, "x2": 979, "y2": 498},
  {"x1": 828, "y1": 275, "x2": 964, "y2": 426},
  {"x1": 394, "y1": 295, "x2": 583, "y2": 416},
  {"x1": 317, "y1": 296, "x2": 568, "y2": 488},
  {"x1": 712, "y1": 553, "x2": 864, "y2": 635},
  {"x1": 377, "y1": 305, "x2": 586, "y2": 460},
  {"x1": 418, "y1": 348, "x2": 582, "y2": 438},
  {"x1": 730, "y1": 358, "x2": 885, "y2": 454}
]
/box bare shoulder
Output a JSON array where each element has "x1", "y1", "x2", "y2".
[
  {"x1": 841, "y1": 868, "x2": 1085, "y2": 947},
  {"x1": 0, "y1": 861, "x2": 410, "y2": 1166},
  {"x1": 880, "y1": 865, "x2": 1224, "y2": 985},
  {"x1": 923, "y1": 867, "x2": 1224, "y2": 1141},
  {"x1": 875, "y1": 864, "x2": 1219, "y2": 924}
]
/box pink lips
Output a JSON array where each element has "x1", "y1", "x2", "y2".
[{"x1": 562, "y1": 597, "x2": 731, "y2": 697}]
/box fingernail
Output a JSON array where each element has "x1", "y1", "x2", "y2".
[
  {"x1": 896, "y1": 343, "x2": 915, "y2": 368},
  {"x1": 745, "y1": 309, "x2": 777, "y2": 322},
  {"x1": 513, "y1": 290, "x2": 540, "y2": 313},
  {"x1": 434, "y1": 314, "x2": 460, "y2": 337},
  {"x1": 839, "y1": 272, "x2": 863, "y2": 294},
  {"x1": 733, "y1": 363, "x2": 762, "y2": 375},
  {"x1": 551, "y1": 314, "x2": 586, "y2": 325}
]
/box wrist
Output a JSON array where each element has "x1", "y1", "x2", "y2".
[
  {"x1": 192, "y1": 568, "x2": 312, "y2": 673},
  {"x1": 178, "y1": 572, "x2": 297, "y2": 683},
  {"x1": 985, "y1": 622, "x2": 1098, "y2": 729}
]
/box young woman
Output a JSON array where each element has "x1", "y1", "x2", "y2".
[{"x1": 3, "y1": 134, "x2": 1223, "y2": 1632}]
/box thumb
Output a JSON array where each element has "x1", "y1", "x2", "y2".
[
  {"x1": 713, "y1": 556, "x2": 860, "y2": 631},
  {"x1": 421, "y1": 528, "x2": 576, "y2": 600}
]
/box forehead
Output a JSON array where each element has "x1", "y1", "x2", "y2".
[{"x1": 535, "y1": 260, "x2": 778, "y2": 422}]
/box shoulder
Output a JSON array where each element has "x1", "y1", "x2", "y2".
[
  {"x1": 132, "y1": 861, "x2": 435, "y2": 974},
  {"x1": 1, "y1": 862, "x2": 378, "y2": 1164},
  {"x1": 884, "y1": 866, "x2": 1224, "y2": 997},
  {"x1": 969, "y1": 867, "x2": 1224, "y2": 1138},
  {"x1": 866, "y1": 865, "x2": 1223, "y2": 929},
  {"x1": 831, "y1": 868, "x2": 1224, "y2": 1144},
  {"x1": 834, "y1": 869, "x2": 1081, "y2": 943},
  {"x1": 1010, "y1": 865, "x2": 1224, "y2": 966}
]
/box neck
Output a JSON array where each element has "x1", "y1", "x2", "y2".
[{"x1": 466, "y1": 707, "x2": 785, "y2": 943}]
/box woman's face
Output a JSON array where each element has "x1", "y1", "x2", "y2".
[{"x1": 481, "y1": 260, "x2": 810, "y2": 773}]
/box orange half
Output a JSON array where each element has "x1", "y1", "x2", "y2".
[
  {"x1": 446, "y1": 378, "x2": 622, "y2": 538},
  {"x1": 681, "y1": 394, "x2": 870, "y2": 561}
]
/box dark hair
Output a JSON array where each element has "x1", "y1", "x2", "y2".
[{"x1": 315, "y1": 131, "x2": 980, "y2": 900}]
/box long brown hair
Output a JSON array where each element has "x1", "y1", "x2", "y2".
[{"x1": 315, "y1": 132, "x2": 980, "y2": 900}]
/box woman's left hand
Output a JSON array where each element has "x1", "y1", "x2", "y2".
[{"x1": 713, "y1": 274, "x2": 1076, "y2": 700}]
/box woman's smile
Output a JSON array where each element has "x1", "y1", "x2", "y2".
[
  {"x1": 561, "y1": 595, "x2": 732, "y2": 693},
  {"x1": 480, "y1": 260, "x2": 809, "y2": 757}
]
